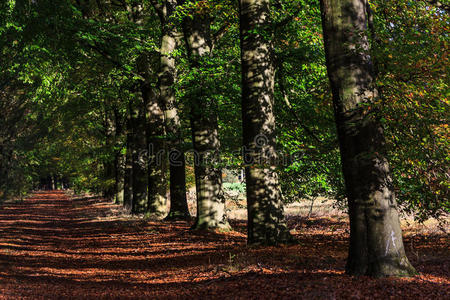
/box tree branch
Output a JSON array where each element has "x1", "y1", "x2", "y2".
[
  {"x1": 149, "y1": 0, "x2": 165, "y2": 22},
  {"x1": 273, "y1": 5, "x2": 302, "y2": 30},
  {"x1": 83, "y1": 41, "x2": 145, "y2": 81},
  {"x1": 276, "y1": 64, "x2": 322, "y2": 144},
  {"x1": 211, "y1": 22, "x2": 230, "y2": 53}
]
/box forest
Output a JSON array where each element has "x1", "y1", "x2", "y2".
[{"x1": 0, "y1": 0, "x2": 449, "y2": 298}]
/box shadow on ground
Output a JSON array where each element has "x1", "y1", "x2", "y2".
[{"x1": 0, "y1": 191, "x2": 448, "y2": 299}]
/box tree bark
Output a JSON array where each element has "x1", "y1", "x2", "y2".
[
  {"x1": 138, "y1": 54, "x2": 168, "y2": 218},
  {"x1": 182, "y1": 10, "x2": 230, "y2": 231},
  {"x1": 320, "y1": 0, "x2": 416, "y2": 277},
  {"x1": 110, "y1": 105, "x2": 125, "y2": 205},
  {"x1": 143, "y1": 81, "x2": 168, "y2": 217},
  {"x1": 103, "y1": 103, "x2": 117, "y2": 200},
  {"x1": 123, "y1": 115, "x2": 133, "y2": 212},
  {"x1": 153, "y1": 0, "x2": 190, "y2": 220},
  {"x1": 113, "y1": 107, "x2": 125, "y2": 205},
  {"x1": 114, "y1": 151, "x2": 125, "y2": 204},
  {"x1": 130, "y1": 96, "x2": 148, "y2": 214},
  {"x1": 239, "y1": 0, "x2": 292, "y2": 245}
]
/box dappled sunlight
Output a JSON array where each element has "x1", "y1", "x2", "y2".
[{"x1": 0, "y1": 192, "x2": 447, "y2": 298}]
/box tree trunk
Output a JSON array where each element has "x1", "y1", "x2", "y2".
[
  {"x1": 113, "y1": 107, "x2": 125, "y2": 205},
  {"x1": 113, "y1": 105, "x2": 125, "y2": 204},
  {"x1": 182, "y1": 12, "x2": 230, "y2": 231},
  {"x1": 153, "y1": 0, "x2": 190, "y2": 220},
  {"x1": 239, "y1": 0, "x2": 292, "y2": 245},
  {"x1": 130, "y1": 97, "x2": 148, "y2": 214},
  {"x1": 114, "y1": 151, "x2": 125, "y2": 204},
  {"x1": 123, "y1": 118, "x2": 133, "y2": 212},
  {"x1": 140, "y1": 72, "x2": 168, "y2": 218},
  {"x1": 51, "y1": 175, "x2": 55, "y2": 190},
  {"x1": 103, "y1": 104, "x2": 117, "y2": 200},
  {"x1": 320, "y1": 0, "x2": 416, "y2": 277}
]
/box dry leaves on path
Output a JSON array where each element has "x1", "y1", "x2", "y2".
[{"x1": 0, "y1": 192, "x2": 448, "y2": 299}]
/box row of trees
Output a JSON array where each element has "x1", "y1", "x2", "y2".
[{"x1": 1, "y1": 0, "x2": 448, "y2": 277}]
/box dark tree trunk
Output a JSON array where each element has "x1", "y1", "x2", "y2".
[
  {"x1": 182, "y1": 11, "x2": 230, "y2": 230},
  {"x1": 123, "y1": 117, "x2": 133, "y2": 212},
  {"x1": 239, "y1": 0, "x2": 292, "y2": 245},
  {"x1": 319, "y1": 0, "x2": 416, "y2": 277},
  {"x1": 103, "y1": 104, "x2": 117, "y2": 200},
  {"x1": 152, "y1": 0, "x2": 190, "y2": 220},
  {"x1": 114, "y1": 151, "x2": 125, "y2": 204},
  {"x1": 140, "y1": 67, "x2": 168, "y2": 218},
  {"x1": 113, "y1": 107, "x2": 125, "y2": 205},
  {"x1": 130, "y1": 97, "x2": 148, "y2": 214}
]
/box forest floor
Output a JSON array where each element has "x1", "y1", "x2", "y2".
[{"x1": 0, "y1": 191, "x2": 448, "y2": 299}]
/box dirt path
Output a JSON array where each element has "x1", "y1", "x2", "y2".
[{"x1": 0, "y1": 191, "x2": 448, "y2": 299}]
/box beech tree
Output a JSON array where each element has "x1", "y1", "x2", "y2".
[
  {"x1": 123, "y1": 112, "x2": 134, "y2": 212},
  {"x1": 130, "y1": 93, "x2": 148, "y2": 214},
  {"x1": 151, "y1": 0, "x2": 190, "y2": 220},
  {"x1": 319, "y1": 0, "x2": 416, "y2": 276},
  {"x1": 139, "y1": 54, "x2": 168, "y2": 217},
  {"x1": 239, "y1": 0, "x2": 292, "y2": 245},
  {"x1": 180, "y1": 1, "x2": 230, "y2": 230}
]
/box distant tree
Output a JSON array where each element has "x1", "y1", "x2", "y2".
[
  {"x1": 124, "y1": 110, "x2": 134, "y2": 212},
  {"x1": 130, "y1": 91, "x2": 148, "y2": 214}
]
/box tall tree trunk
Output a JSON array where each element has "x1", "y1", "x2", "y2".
[
  {"x1": 51, "y1": 175, "x2": 55, "y2": 190},
  {"x1": 320, "y1": 0, "x2": 416, "y2": 277},
  {"x1": 140, "y1": 66, "x2": 168, "y2": 218},
  {"x1": 103, "y1": 104, "x2": 116, "y2": 200},
  {"x1": 130, "y1": 97, "x2": 148, "y2": 214},
  {"x1": 113, "y1": 107, "x2": 125, "y2": 205},
  {"x1": 114, "y1": 132, "x2": 125, "y2": 205},
  {"x1": 152, "y1": 0, "x2": 190, "y2": 220},
  {"x1": 182, "y1": 12, "x2": 230, "y2": 231},
  {"x1": 239, "y1": 0, "x2": 292, "y2": 245},
  {"x1": 114, "y1": 151, "x2": 125, "y2": 204},
  {"x1": 123, "y1": 115, "x2": 133, "y2": 212}
]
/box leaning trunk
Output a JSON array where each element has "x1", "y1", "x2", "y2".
[
  {"x1": 320, "y1": 0, "x2": 416, "y2": 277},
  {"x1": 182, "y1": 13, "x2": 230, "y2": 230},
  {"x1": 239, "y1": 0, "x2": 292, "y2": 245}
]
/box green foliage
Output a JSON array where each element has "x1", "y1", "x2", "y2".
[
  {"x1": 0, "y1": 0, "x2": 447, "y2": 222},
  {"x1": 271, "y1": 0, "x2": 345, "y2": 203},
  {"x1": 223, "y1": 182, "x2": 246, "y2": 194},
  {"x1": 370, "y1": 0, "x2": 449, "y2": 220}
]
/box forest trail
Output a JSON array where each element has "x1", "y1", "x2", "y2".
[{"x1": 0, "y1": 191, "x2": 448, "y2": 299}]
